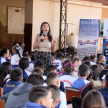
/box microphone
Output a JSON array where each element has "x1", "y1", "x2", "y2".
[{"x1": 40, "y1": 31, "x2": 46, "y2": 42}]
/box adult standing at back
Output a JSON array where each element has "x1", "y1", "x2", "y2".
[{"x1": 33, "y1": 22, "x2": 57, "y2": 68}]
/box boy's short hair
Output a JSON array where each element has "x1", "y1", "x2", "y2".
[
  {"x1": 83, "y1": 61, "x2": 91, "y2": 67},
  {"x1": 29, "y1": 86, "x2": 51, "y2": 103},
  {"x1": 10, "y1": 68, "x2": 23, "y2": 81},
  {"x1": 47, "y1": 72, "x2": 59, "y2": 85},
  {"x1": 46, "y1": 65, "x2": 57, "y2": 73},
  {"x1": 34, "y1": 59, "x2": 44, "y2": 69},
  {"x1": 49, "y1": 85, "x2": 60, "y2": 101},
  {"x1": 32, "y1": 68, "x2": 44, "y2": 76},
  {"x1": 26, "y1": 74, "x2": 44, "y2": 86},
  {"x1": 105, "y1": 73, "x2": 108, "y2": 88},
  {"x1": 79, "y1": 64, "x2": 89, "y2": 77}
]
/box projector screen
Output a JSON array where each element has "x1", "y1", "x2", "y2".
[{"x1": 7, "y1": 6, "x2": 25, "y2": 34}]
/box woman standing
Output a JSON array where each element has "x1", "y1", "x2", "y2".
[{"x1": 33, "y1": 22, "x2": 57, "y2": 68}]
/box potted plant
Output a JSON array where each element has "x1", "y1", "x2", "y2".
[{"x1": 66, "y1": 32, "x2": 78, "y2": 48}]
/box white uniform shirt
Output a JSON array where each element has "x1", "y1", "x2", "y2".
[
  {"x1": 11, "y1": 54, "x2": 20, "y2": 65},
  {"x1": 60, "y1": 75, "x2": 76, "y2": 87},
  {"x1": 0, "y1": 57, "x2": 6, "y2": 64},
  {"x1": 90, "y1": 61, "x2": 96, "y2": 65},
  {"x1": 60, "y1": 91, "x2": 67, "y2": 108}
]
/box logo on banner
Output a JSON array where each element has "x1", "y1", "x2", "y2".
[{"x1": 78, "y1": 39, "x2": 98, "y2": 45}]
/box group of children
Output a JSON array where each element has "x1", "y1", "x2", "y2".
[{"x1": 0, "y1": 45, "x2": 108, "y2": 108}]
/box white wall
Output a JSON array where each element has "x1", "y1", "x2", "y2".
[{"x1": 32, "y1": 0, "x2": 102, "y2": 51}]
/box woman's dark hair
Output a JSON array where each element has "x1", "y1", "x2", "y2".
[
  {"x1": 99, "y1": 69, "x2": 108, "y2": 80},
  {"x1": 0, "y1": 48, "x2": 8, "y2": 57},
  {"x1": 19, "y1": 57, "x2": 29, "y2": 72},
  {"x1": 90, "y1": 65, "x2": 99, "y2": 81},
  {"x1": 83, "y1": 56, "x2": 90, "y2": 62},
  {"x1": 90, "y1": 54, "x2": 96, "y2": 60},
  {"x1": 63, "y1": 60, "x2": 74, "y2": 75},
  {"x1": 40, "y1": 22, "x2": 52, "y2": 42},
  {"x1": 0, "y1": 61, "x2": 11, "y2": 87}
]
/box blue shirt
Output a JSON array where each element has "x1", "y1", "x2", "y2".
[
  {"x1": 72, "y1": 78, "x2": 89, "y2": 89},
  {"x1": 23, "y1": 102, "x2": 46, "y2": 108},
  {"x1": 56, "y1": 100, "x2": 61, "y2": 108},
  {"x1": 3, "y1": 80, "x2": 21, "y2": 95}
]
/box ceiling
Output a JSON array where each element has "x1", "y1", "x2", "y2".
[{"x1": 82, "y1": 0, "x2": 108, "y2": 5}]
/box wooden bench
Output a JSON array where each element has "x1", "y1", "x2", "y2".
[
  {"x1": 0, "y1": 88, "x2": 3, "y2": 97},
  {"x1": 65, "y1": 87, "x2": 80, "y2": 102},
  {"x1": 0, "y1": 100, "x2": 4, "y2": 108}
]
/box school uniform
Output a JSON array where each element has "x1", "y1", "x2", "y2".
[
  {"x1": 52, "y1": 58, "x2": 62, "y2": 72},
  {"x1": 23, "y1": 69, "x2": 31, "y2": 82},
  {"x1": 11, "y1": 53, "x2": 20, "y2": 69},
  {"x1": 59, "y1": 91, "x2": 67, "y2": 108},
  {"x1": 23, "y1": 102, "x2": 46, "y2": 108},
  {"x1": 0, "y1": 57, "x2": 7, "y2": 65},
  {"x1": 3, "y1": 80, "x2": 21, "y2": 95},
  {"x1": 90, "y1": 61, "x2": 96, "y2": 65},
  {"x1": 72, "y1": 78, "x2": 90, "y2": 89},
  {"x1": 28, "y1": 61, "x2": 34, "y2": 71},
  {"x1": 60, "y1": 73, "x2": 76, "y2": 87},
  {"x1": 98, "y1": 87, "x2": 108, "y2": 107}
]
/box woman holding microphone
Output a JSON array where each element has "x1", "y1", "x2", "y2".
[{"x1": 33, "y1": 22, "x2": 57, "y2": 68}]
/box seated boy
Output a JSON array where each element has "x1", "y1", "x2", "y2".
[
  {"x1": 47, "y1": 72, "x2": 67, "y2": 108},
  {"x1": 98, "y1": 73, "x2": 108, "y2": 107},
  {"x1": 72, "y1": 64, "x2": 90, "y2": 89},
  {"x1": 0, "y1": 74, "x2": 44, "y2": 108},
  {"x1": 23, "y1": 86, "x2": 53, "y2": 108},
  {"x1": 49, "y1": 85, "x2": 60, "y2": 108},
  {"x1": 32, "y1": 67, "x2": 47, "y2": 86},
  {"x1": 34, "y1": 59, "x2": 46, "y2": 80},
  {"x1": 3, "y1": 68, "x2": 23, "y2": 95},
  {"x1": 46, "y1": 65, "x2": 57, "y2": 73}
]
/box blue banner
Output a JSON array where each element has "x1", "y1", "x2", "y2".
[
  {"x1": 103, "y1": 19, "x2": 108, "y2": 60},
  {"x1": 77, "y1": 19, "x2": 100, "y2": 59}
]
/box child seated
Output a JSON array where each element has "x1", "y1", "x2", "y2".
[
  {"x1": 82, "y1": 90, "x2": 106, "y2": 108},
  {"x1": 32, "y1": 68, "x2": 47, "y2": 86},
  {"x1": 11, "y1": 45, "x2": 23, "y2": 69},
  {"x1": 49, "y1": 85, "x2": 60, "y2": 108},
  {"x1": 46, "y1": 65, "x2": 57, "y2": 73},
  {"x1": 60, "y1": 61, "x2": 76, "y2": 87},
  {"x1": 0, "y1": 74, "x2": 44, "y2": 108},
  {"x1": 90, "y1": 54, "x2": 96, "y2": 65},
  {"x1": 98, "y1": 73, "x2": 108, "y2": 107},
  {"x1": 72, "y1": 64, "x2": 90, "y2": 89},
  {"x1": 99, "y1": 55, "x2": 106, "y2": 66},
  {"x1": 47, "y1": 72, "x2": 67, "y2": 108},
  {"x1": 52, "y1": 53, "x2": 62, "y2": 72},
  {"x1": 23, "y1": 86, "x2": 53, "y2": 108},
  {"x1": 19, "y1": 57, "x2": 31, "y2": 81},
  {"x1": 3, "y1": 68, "x2": 23, "y2": 95},
  {"x1": 0, "y1": 48, "x2": 10, "y2": 65},
  {"x1": 28, "y1": 55, "x2": 34, "y2": 71}
]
